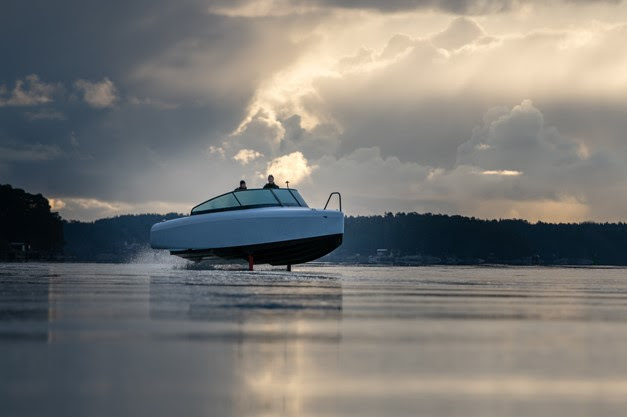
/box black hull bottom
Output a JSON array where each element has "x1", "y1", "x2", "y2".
[{"x1": 171, "y1": 234, "x2": 343, "y2": 265}]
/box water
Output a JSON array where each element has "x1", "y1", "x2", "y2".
[{"x1": 2, "y1": 263, "x2": 627, "y2": 417}]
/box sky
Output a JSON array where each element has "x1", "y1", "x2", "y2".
[{"x1": 2, "y1": 0, "x2": 627, "y2": 222}]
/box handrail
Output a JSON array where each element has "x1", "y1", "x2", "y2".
[{"x1": 324, "y1": 192, "x2": 342, "y2": 211}]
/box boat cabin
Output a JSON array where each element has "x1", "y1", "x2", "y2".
[{"x1": 191, "y1": 188, "x2": 309, "y2": 216}]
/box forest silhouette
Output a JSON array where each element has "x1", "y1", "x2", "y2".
[
  {"x1": 335, "y1": 213, "x2": 627, "y2": 265},
  {"x1": 1, "y1": 184, "x2": 64, "y2": 260},
  {"x1": 3, "y1": 184, "x2": 627, "y2": 265}
]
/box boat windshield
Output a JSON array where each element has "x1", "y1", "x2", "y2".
[
  {"x1": 190, "y1": 188, "x2": 309, "y2": 215},
  {"x1": 272, "y1": 189, "x2": 302, "y2": 207},
  {"x1": 234, "y1": 189, "x2": 279, "y2": 207}
]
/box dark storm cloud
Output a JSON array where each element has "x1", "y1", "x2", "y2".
[
  {"x1": 540, "y1": 101, "x2": 627, "y2": 151},
  {"x1": 0, "y1": 0, "x2": 308, "y2": 208},
  {"x1": 1, "y1": 99, "x2": 246, "y2": 202},
  {"x1": 0, "y1": 0, "x2": 299, "y2": 99},
  {"x1": 328, "y1": 94, "x2": 486, "y2": 168},
  {"x1": 1, "y1": 0, "x2": 216, "y2": 82}
]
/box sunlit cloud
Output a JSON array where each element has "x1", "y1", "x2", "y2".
[
  {"x1": 68, "y1": 198, "x2": 123, "y2": 211},
  {"x1": 266, "y1": 152, "x2": 315, "y2": 185},
  {"x1": 208, "y1": 0, "x2": 321, "y2": 17},
  {"x1": 233, "y1": 108, "x2": 286, "y2": 148},
  {"x1": 234, "y1": 149, "x2": 264, "y2": 165},
  {"x1": 234, "y1": 15, "x2": 627, "y2": 157},
  {"x1": 48, "y1": 198, "x2": 66, "y2": 211},
  {"x1": 501, "y1": 196, "x2": 591, "y2": 223},
  {"x1": 74, "y1": 77, "x2": 118, "y2": 108},
  {"x1": 0, "y1": 74, "x2": 59, "y2": 107},
  {"x1": 481, "y1": 170, "x2": 523, "y2": 176},
  {"x1": 56, "y1": 197, "x2": 190, "y2": 222},
  {"x1": 431, "y1": 17, "x2": 487, "y2": 50},
  {"x1": 577, "y1": 143, "x2": 590, "y2": 159},
  {"x1": 208, "y1": 145, "x2": 226, "y2": 159},
  {"x1": 208, "y1": 0, "x2": 547, "y2": 17}
]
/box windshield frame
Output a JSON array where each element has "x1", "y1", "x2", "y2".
[{"x1": 190, "y1": 188, "x2": 308, "y2": 215}]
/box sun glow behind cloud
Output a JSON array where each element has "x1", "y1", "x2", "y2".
[
  {"x1": 223, "y1": 10, "x2": 627, "y2": 222},
  {"x1": 236, "y1": 60, "x2": 340, "y2": 136}
]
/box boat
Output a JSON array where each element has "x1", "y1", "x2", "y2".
[{"x1": 150, "y1": 188, "x2": 343, "y2": 268}]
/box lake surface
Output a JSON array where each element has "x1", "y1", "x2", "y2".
[{"x1": 2, "y1": 262, "x2": 627, "y2": 417}]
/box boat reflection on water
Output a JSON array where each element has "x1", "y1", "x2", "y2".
[
  {"x1": 149, "y1": 269, "x2": 342, "y2": 324},
  {"x1": 149, "y1": 267, "x2": 343, "y2": 416}
]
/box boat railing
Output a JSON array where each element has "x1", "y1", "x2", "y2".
[{"x1": 324, "y1": 192, "x2": 342, "y2": 211}]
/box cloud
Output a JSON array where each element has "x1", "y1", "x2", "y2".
[
  {"x1": 431, "y1": 17, "x2": 487, "y2": 50},
  {"x1": 234, "y1": 149, "x2": 264, "y2": 165},
  {"x1": 292, "y1": 99, "x2": 627, "y2": 222},
  {"x1": 48, "y1": 198, "x2": 66, "y2": 211},
  {"x1": 456, "y1": 100, "x2": 581, "y2": 173},
  {"x1": 441, "y1": 100, "x2": 626, "y2": 220},
  {"x1": 209, "y1": 0, "x2": 525, "y2": 16},
  {"x1": 266, "y1": 152, "x2": 315, "y2": 185},
  {"x1": 481, "y1": 170, "x2": 523, "y2": 176},
  {"x1": 53, "y1": 197, "x2": 190, "y2": 222},
  {"x1": 208, "y1": 0, "x2": 322, "y2": 17},
  {"x1": 208, "y1": 145, "x2": 226, "y2": 159},
  {"x1": 318, "y1": 0, "x2": 523, "y2": 14},
  {"x1": 74, "y1": 77, "x2": 118, "y2": 108},
  {"x1": 232, "y1": 109, "x2": 286, "y2": 153},
  {"x1": 227, "y1": 15, "x2": 627, "y2": 173},
  {"x1": 0, "y1": 74, "x2": 59, "y2": 107},
  {"x1": 128, "y1": 15, "x2": 309, "y2": 106},
  {"x1": 297, "y1": 147, "x2": 432, "y2": 213},
  {"x1": 173, "y1": 13, "x2": 627, "y2": 222},
  {"x1": 209, "y1": 0, "x2": 623, "y2": 17}
]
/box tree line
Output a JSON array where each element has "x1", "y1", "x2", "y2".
[
  {"x1": 0, "y1": 184, "x2": 64, "y2": 260},
  {"x1": 332, "y1": 212, "x2": 627, "y2": 265},
  {"x1": 3, "y1": 183, "x2": 627, "y2": 265},
  {"x1": 63, "y1": 213, "x2": 181, "y2": 262}
]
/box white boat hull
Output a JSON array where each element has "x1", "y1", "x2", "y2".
[{"x1": 150, "y1": 207, "x2": 344, "y2": 264}]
